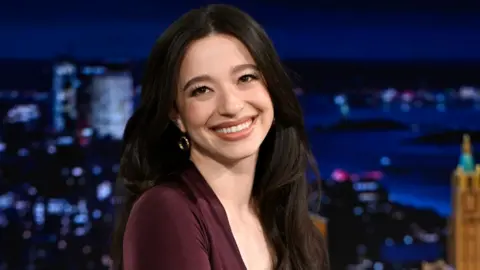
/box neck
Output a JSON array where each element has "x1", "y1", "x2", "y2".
[{"x1": 190, "y1": 148, "x2": 257, "y2": 213}]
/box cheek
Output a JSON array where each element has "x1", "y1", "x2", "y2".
[
  {"x1": 183, "y1": 101, "x2": 213, "y2": 128},
  {"x1": 250, "y1": 86, "x2": 273, "y2": 111}
]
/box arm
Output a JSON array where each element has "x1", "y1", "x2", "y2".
[{"x1": 123, "y1": 187, "x2": 211, "y2": 270}]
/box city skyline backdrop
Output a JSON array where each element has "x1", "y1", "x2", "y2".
[{"x1": 1, "y1": 2, "x2": 480, "y2": 268}]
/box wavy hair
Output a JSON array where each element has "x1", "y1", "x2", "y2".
[{"x1": 111, "y1": 4, "x2": 329, "y2": 270}]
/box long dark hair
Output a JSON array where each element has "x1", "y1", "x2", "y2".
[{"x1": 111, "y1": 4, "x2": 328, "y2": 270}]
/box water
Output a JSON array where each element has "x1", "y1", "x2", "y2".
[{"x1": 301, "y1": 94, "x2": 480, "y2": 216}]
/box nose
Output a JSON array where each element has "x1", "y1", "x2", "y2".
[{"x1": 217, "y1": 88, "x2": 245, "y2": 116}]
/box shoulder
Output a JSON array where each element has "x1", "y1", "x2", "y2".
[
  {"x1": 129, "y1": 183, "x2": 202, "y2": 227},
  {"x1": 123, "y1": 183, "x2": 211, "y2": 270},
  {"x1": 134, "y1": 183, "x2": 190, "y2": 210},
  {"x1": 124, "y1": 183, "x2": 210, "y2": 254}
]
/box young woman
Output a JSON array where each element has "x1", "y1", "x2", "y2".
[{"x1": 111, "y1": 4, "x2": 329, "y2": 270}]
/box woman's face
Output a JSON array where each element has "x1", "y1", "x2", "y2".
[{"x1": 174, "y1": 34, "x2": 274, "y2": 163}]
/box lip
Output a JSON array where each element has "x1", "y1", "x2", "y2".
[
  {"x1": 210, "y1": 116, "x2": 257, "y2": 129},
  {"x1": 211, "y1": 116, "x2": 258, "y2": 142}
]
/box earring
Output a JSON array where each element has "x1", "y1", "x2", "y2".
[{"x1": 178, "y1": 136, "x2": 190, "y2": 151}]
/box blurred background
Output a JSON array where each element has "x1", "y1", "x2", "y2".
[{"x1": 1, "y1": 0, "x2": 480, "y2": 269}]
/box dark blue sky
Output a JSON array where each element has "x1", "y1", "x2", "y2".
[
  {"x1": 3, "y1": 0, "x2": 480, "y2": 20},
  {"x1": 2, "y1": 1, "x2": 480, "y2": 60}
]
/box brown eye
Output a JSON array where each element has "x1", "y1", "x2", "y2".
[
  {"x1": 191, "y1": 86, "x2": 210, "y2": 97},
  {"x1": 238, "y1": 74, "x2": 257, "y2": 83}
]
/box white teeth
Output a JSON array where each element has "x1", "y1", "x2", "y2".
[{"x1": 215, "y1": 119, "x2": 253, "y2": 134}]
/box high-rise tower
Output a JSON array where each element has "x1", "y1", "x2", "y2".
[
  {"x1": 449, "y1": 134, "x2": 480, "y2": 269},
  {"x1": 52, "y1": 61, "x2": 78, "y2": 134},
  {"x1": 89, "y1": 73, "x2": 133, "y2": 140}
]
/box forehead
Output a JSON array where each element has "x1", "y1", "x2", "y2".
[{"x1": 179, "y1": 34, "x2": 255, "y2": 79}]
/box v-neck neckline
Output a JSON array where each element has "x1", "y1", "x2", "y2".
[{"x1": 183, "y1": 161, "x2": 249, "y2": 270}]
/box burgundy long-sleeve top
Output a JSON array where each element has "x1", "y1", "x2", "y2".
[{"x1": 123, "y1": 162, "x2": 248, "y2": 270}]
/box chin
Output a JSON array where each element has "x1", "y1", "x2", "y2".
[{"x1": 216, "y1": 144, "x2": 260, "y2": 163}]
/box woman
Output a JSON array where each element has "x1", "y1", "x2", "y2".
[{"x1": 112, "y1": 4, "x2": 329, "y2": 270}]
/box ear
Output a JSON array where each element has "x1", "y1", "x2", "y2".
[
  {"x1": 176, "y1": 118, "x2": 187, "y2": 133},
  {"x1": 169, "y1": 111, "x2": 187, "y2": 133}
]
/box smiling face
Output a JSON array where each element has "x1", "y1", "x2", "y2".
[{"x1": 173, "y1": 34, "x2": 274, "y2": 163}]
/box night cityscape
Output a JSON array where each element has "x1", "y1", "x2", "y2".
[
  {"x1": 0, "y1": 58, "x2": 479, "y2": 269},
  {"x1": 2, "y1": 1, "x2": 480, "y2": 269}
]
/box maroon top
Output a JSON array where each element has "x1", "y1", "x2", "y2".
[{"x1": 123, "y1": 162, "x2": 248, "y2": 270}]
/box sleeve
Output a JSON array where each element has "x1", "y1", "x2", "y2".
[{"x1": 123, "y1": 187, "x2": 211, "y2": 270}]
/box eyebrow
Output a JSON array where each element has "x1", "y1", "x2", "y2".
[
  {"x1": 182, "y1": 63, "x2": 258, "y2": 91},
  {"x1": 232, "y1": 63, "x2": 257, "y2": 74}
]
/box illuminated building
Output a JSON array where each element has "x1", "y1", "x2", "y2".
[
  {"x1": 1, "y1": 91, "x2": 46, "y2": 156},
  {"x1": 330, "y1": 169, "x2": 388, "y2": 206},
  {"x1": 421, "y1": 259, "x2": 450, "y2": 269},
  {"x1": 311, "y1": 214, "x2": 328, "y2": 239},
  {"x1": 89, "y1": 72, "x2": 134, "y2": 140},
  {"x1": 52, "y1": 61, "x2": 78, "y2": 133},
  {"x1": 449, "y1": 134, "x2": 480, "y2": 269},
  {"x1": 323, "y1": 169, "x2": 362, "y2": 269},
  {"x1": 353, "y1": 171, "x2": 388, "y2": 208}
]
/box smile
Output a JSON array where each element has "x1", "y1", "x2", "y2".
[
  {"x1": 210, "y1": 117, "x2": 257, "y2": 142},
  {"x1": 214, "y1": 118, "x2": 253, "y2": 134}
]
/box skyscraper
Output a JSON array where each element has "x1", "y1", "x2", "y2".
[
  {"x1": 52, "y1": 61, "x2": 78, "y2": 134},
  {"x1": 449, "y1": 134, "x2": 480, "y2": 269},
  {"x1": 89, "y1": 73, "x2": 133, "y2": 140}
]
